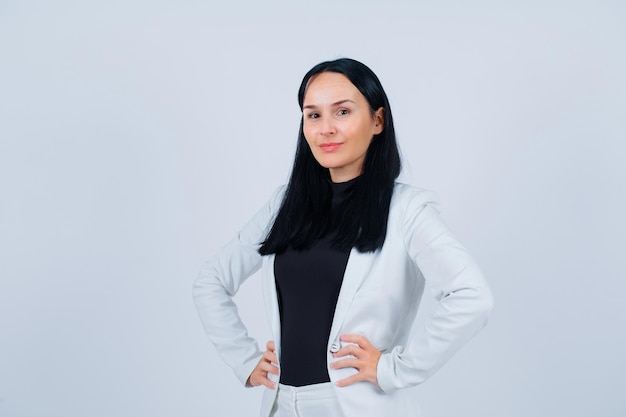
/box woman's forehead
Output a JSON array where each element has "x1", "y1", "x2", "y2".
[{"x1": 303, "y1": 72, "x2": 363, "y2": 106}]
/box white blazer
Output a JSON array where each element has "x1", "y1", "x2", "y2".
[{"x1": 193, "y1": 183, "x2": 493, "y2": 417}]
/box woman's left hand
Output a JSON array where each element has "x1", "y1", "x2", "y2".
[{"x1": 330, "y1": 334, "x2": 382, "y2": 387}]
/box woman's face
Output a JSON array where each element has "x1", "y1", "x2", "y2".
[{"x1": 302, "y1": 72, "x2": 383, "y2": 183}]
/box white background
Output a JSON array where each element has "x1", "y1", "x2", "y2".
[{"x1": 1, "y1": 1, "x2": 625, "y2": 416}]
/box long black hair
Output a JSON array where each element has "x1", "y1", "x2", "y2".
[{"x1": 259, "y1": 58, "x2": 401, "y2": 254}]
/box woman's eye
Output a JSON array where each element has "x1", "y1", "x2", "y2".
[
  {"x1": 337, "y1": 109, "x2": 349, "y2": 116},
  {"x1": 307, "y1": 113, "x2": 320, "y2": 119}
]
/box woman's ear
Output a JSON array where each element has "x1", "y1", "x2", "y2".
[{"x1": 373, "y1": 107, "x2": 385, "y2": 134}]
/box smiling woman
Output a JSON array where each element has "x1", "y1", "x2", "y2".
[{"x1": 193, "y1": 57, "x2": 493, "y2": 417}]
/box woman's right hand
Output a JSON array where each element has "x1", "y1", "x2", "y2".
[{"x1": 246, "y1": 340, "x2": 279, "y2": 389}]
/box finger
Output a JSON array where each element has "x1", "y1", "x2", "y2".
[
  {"x1": 340, "y1": 333, "x2": 372, "y2": 348},
  {"x1": 262, "y1": 379, "x2": 277, "y2": 389},
  {"x1": 259, "y1": 362, "x2": 280, "y2": 376},
  {"x1": 335, "y1": 372, "x2": 365, "y2": 387},
  {"x1": 333, "y1": 343, "x2": 362, "y2": 358},
  {"x1": 252, "y1": 374, "x2": 277, "y2": 389},
  {"x1": 263, "y1": 349, "x2": 278, "y2": 364},
  {"x1": 250, "y1": 366, "x2": 278, "y2": 388},
  {"x1": 330, "y1": 357, "x2": 360, "y2": 371},
  {"x1": 267, "y1": 340, "x2": 276, "y2": 352},
  {"x1": 258, "y1": 372, "x2": 277, "y2": 389}
]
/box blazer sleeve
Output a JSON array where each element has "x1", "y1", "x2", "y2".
[
  {"x1": 377, "y1": 190, "x2": 494, "y2": 393},
  {"x1": 192, "y1": 186, "x2": 285, "y2": 386}
]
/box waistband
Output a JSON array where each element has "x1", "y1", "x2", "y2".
[{"x1": 277, "y1": 382, "x2": 337, "y2": 400}]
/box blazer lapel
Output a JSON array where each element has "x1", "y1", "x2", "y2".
[
  {"x1": 261, "y1": 254, "x2": 281, "y2": 356},
  {"x1": 328, "y1": 248, "x2": 376, "y2": 346}
]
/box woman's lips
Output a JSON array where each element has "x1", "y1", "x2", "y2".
[{"x1": 319, "y1": 142, "x2": 342, "y2": 152}]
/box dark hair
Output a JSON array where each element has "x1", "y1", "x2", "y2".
[{"x1": 259, "y1": 58, "x2": 401, "y2": 254}]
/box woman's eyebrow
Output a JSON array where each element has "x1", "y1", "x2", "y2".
[{"x1": 303, "y1": 99, "x2": 355, "y2": 110}]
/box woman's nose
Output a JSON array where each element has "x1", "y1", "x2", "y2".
[{"x1": 320, "y1": 120, "x2": 336, "y2": 136}]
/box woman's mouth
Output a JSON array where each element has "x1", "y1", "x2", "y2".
[{"x1": 319, "y1": 142, "x2": 342, "y2": 152}]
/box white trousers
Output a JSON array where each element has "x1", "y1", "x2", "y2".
[{"x1": 269, "y1": 382, "x2": 345, "y2": 417}]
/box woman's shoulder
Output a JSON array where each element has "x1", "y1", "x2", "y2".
[
  {"x1": 268, "y1": 184, "x2": 288, "y2": 208},
  {"x1": 243, "y1": 185, "x2": 286, "y2": 229},
  {"x1": 392, "y1": 182, "x2": 441, "y2": 213}
]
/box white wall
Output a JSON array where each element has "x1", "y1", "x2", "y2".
[{"x1": 1, "y1": 1, "x2": 624, "y2": 416}]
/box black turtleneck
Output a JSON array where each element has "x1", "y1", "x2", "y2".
[{"x1": 274, "y1": 178, "x2": 354, "y2": 387}]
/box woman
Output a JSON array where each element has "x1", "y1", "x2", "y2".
[{"x1": 193, "y1": 58, "x2": 493, "y2": 417}]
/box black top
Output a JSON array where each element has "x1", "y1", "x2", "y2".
[{"x1": 274, "y1": 179, "x2": 354, "y2": 386}]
